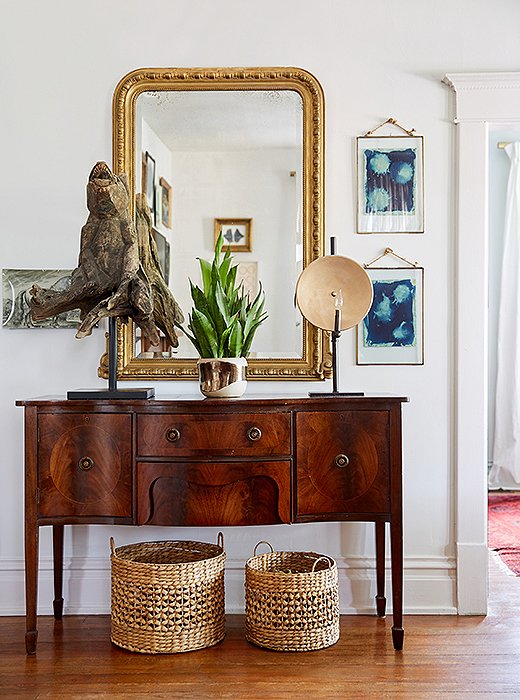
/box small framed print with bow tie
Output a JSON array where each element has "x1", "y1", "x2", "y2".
[{"x1": 214, "y1": 218, "x2": 252, "y2": 252}]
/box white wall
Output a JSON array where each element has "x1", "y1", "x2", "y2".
[{"x1": 2, "y1": 0, "x2": 520, "y2": 617}]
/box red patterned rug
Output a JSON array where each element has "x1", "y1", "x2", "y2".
[{"x1": 488, "y1": 493, "x2": 520, "y2": 575}]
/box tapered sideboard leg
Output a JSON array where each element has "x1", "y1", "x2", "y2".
[
  {"x1": 53, "y1": 524, "x2": 64, "y2": 620},
  {"x1": 390, "y1": 518, "x2": 404, "y2": 650},
  {"x1": 375, "y1": 521, "x2": 387, "y2": 617},
  {"x1": 25, "y1": 524, "x2": 39, "y2": 654}
]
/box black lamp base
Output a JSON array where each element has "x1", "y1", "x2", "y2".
[{"x1": 67, "y1": 387, "x2": 155, "y2": 400}]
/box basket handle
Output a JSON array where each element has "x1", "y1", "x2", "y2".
[
  {"x1": 311, "y1": 556, "x2": 333, "y2": 572},
  {"x1": 217, "y1": 531, "x2": 224, "y2": 549},
  {"x1": 109, "y1": 536, "x2": 116, "y2": 556},
  {"x1": 253, "y1": 540, "x2": 274, "y2": 556}
]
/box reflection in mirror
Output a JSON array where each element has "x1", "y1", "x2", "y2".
[
  {"x1": 135, "y1": 90, "x2": 304, "y2": 360},
  {"x1": 109, "y1": 67, "x2": 327, "y2": 381}
]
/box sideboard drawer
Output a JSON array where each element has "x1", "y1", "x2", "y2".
[
  {"x1": 137, "y1": 461, "x2": 291, "y2": 526},
  {"x1": 137, "y1": 412, "x2": 291, "y2": 458},
  {"x1": 296, "y1": 410, "x2": 390, "y2": 517},
  {"x1": 38, "y1": 413, "x2": 132, "y2": 518}
]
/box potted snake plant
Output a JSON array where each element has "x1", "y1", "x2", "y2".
[{"x1": 184, "y1": 233, "x2": 267, "y2": 397}]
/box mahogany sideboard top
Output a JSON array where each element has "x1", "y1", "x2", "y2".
[{"x1": 17, "y1": 393, "x2": 407, "y2": 653}]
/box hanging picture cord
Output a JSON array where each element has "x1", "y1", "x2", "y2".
[
  {"x1": 364, "y1": 247, "x2": 420, "y2": 269},
  {"x1": 363, "y1": 117, "x2": 416, "y2": 138}
]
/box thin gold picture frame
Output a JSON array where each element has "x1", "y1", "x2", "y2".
[{"x1": 214, "y1": 218, "x2": 252, "y2": 252}]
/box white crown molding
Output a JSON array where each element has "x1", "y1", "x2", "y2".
[
  {"x1": 443, "y1": 71, "x2": 520, "y2": 123},
  {"x1": 443, "y1": 72, "x2": 520, "y2": 91}
]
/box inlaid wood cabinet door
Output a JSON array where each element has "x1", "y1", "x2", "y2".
[
  {"x1": 296, "y1": 410, "x2": 391, "y2": 517},
  {"x1": 38, "y1": 413, "x2": 132, "y2": 518}
]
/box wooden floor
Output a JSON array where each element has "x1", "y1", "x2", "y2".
[{"x1": 2, "y1": 553, "x2": 519, "y2": 699}]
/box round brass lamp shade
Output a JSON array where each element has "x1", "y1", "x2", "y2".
[{"x1": 295, "y1": 255, "x2": 373, "y2": 331}]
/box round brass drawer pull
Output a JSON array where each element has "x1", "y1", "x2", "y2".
[
  {"x1": 78, "y1": 456, "x2": 94, "y2": 471},
  {"x1": 247, "y1": 426, "x2": 262, "y2": 441},
  {"x1": 334, "y1": 454, "x2": 349, "y2": 468},
  {"x1": 166, "y1": 428, "x2": 181, "y2": 443}
]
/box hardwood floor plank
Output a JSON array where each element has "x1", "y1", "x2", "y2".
[{"x1": 1, "y1": 553, "x2": 519, "y2": 698}]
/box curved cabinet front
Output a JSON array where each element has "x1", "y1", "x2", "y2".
[{"x1": 137, "y1": 461, "x2": 291, "y2": 526}]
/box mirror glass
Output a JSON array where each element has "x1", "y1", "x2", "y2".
[
  {"x1": 110, "y1": 67, "x2": 327, "y2": 381},
  {"x1": 135, "y1": 89, "x2": 303, "y2": 359}
]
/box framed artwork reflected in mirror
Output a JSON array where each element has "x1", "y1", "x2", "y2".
[
  {"x1": 142, "y1": 151, "x2": 156, "y2": 218},
  {"x1": 214, "y1": 218, "x2": 252, "y2": 252},
  {"x1": 159, "y1": 177, "x2": 172, "y2": 229}
]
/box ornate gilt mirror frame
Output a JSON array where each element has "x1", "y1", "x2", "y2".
[{"x1": 103, "y1": 66, "x2": 329, "y2": 381}]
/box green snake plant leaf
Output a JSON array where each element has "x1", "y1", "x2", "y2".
[
  {"x1": 189, "y1": 281, "x2": 211, "y2": 316},
  {"x1": 225, "y1": 264, "x2": 238, "y2": 296},
  {"x1": 218, "y1": 247, "x2": 232, "y2": 289},
  {"x1": 227, "y1": 318, "x2": 244, "y2": 357},
  {"x1": 214, "y1": 231, "x2": 224, "y2": 260},
  {"x1": 218, "y1": 323, "x2": 234, "y2": 357},
  {"x1": 190, "y1": 308, "x2": 219, "y2": 357},
  {"x1": 215, "y1": 280, "x2": 231, "y2": 325},
  {"x1": 198, "y1": 258, "x2": 212, "y2": 296},
  {"x1": 249, "y1": 282, "x2": 265, "y2": 318},
  {"x1": 186, "y1": 232, "x2": 267, "y2": 358},
  {"x1": 183, "y1": 326, "x2": 202, "y2": 356},
  {"x1": 242, "y1": 314, "x2": 268, "y2": 356}
]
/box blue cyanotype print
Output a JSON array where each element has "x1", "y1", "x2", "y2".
[
  {"x1": 363, "y1": 148, "x2": 416, "y2": 214},
  {"x1": 363, "y1": 279, "x2": 416, "y2": 347}
]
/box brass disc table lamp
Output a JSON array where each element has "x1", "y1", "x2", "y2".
[{"x1": 295, "y1": 239, "x2": 373, "y2": 396}]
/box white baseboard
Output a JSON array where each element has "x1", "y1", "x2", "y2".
[{"x1": 0, "y1": 554, "x2": 456, "y2": 616}]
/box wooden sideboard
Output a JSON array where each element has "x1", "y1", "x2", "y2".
[{"x1": 17, "y1": 393, "x2": 407, "y2": 654}]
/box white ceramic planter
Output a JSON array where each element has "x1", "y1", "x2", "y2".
[{"x1": 197, "y1": 357, "x2": 248, "y2": 398}]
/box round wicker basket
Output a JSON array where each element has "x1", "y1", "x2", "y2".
[
  {"x1": 245, "y1": 541, "x2": 339, "y2": 652},
  {"x1": 110, "y1": 535, "x2": 225, "y2": 654}
]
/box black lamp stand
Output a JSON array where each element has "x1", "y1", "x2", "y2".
[{"x1": 309, "y1": 237, "x2": 364, "y2": 398}]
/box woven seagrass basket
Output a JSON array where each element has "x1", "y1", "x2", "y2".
[
  {"x1": 110, "y1": 534, "x2": 225, "y2": 654},
  {"x1": 245, "y1": 541, "x2": 339, "y2": 652}
]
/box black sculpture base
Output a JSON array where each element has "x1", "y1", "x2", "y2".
[
  {"x1": 67, "y1": 387, "x2": 155, "y2": 400},
  {"x1": 67, "y1": 318, "x2": 155, "y2": 400}
]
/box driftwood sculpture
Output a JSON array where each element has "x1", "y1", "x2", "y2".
[
  {"x1": 135, "y1": 193, "x2": 184, "y2": 348},
  {"x1": 30, "y1": 162, "x2": 182, "y2": 347}
]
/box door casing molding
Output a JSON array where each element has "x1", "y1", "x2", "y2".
[{"x1": 444, "y1": 71, "x2": 520, "y2": 613}]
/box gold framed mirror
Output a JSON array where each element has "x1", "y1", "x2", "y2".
[{"x1": 104, "y1": 66, "x2": 329, "y2": 381}]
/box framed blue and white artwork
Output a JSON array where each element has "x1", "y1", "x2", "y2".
[
  {"x1": 356, "y1": 266, "x2": 424, "y2": 365},
  {"x1": 356, "y1": 135, "x2": 424, "y2": 233}
]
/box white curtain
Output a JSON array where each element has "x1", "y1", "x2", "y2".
[{"x1": 490, "y1": 142, "x2": 520, "y2": 489}]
